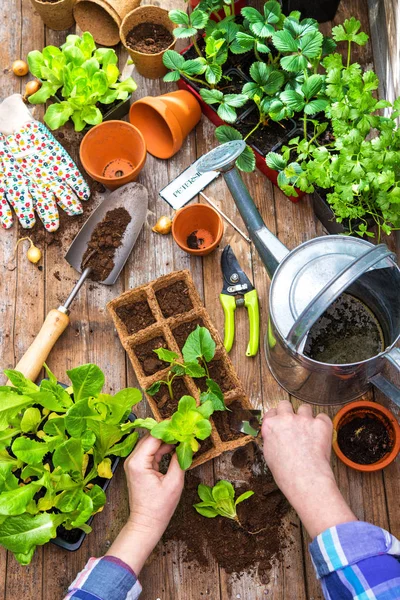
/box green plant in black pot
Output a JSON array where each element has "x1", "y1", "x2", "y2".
[{"x1": 27, "y1": 32, "x2": 137, "y2": 132}]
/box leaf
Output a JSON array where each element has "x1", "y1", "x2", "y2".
[
  {"x1": 178, "y1": 395, "x2": 198, "y2": 414},
  {"x1": 197, "y1": 483, "x2": 214, "y2": 503},
  {"x1": 56, "y1": 489, "x2": 84, "y2": 513},
  {"x1": 182, "y1": 59, "x2": 206, "y2": 76},
  {"x1": 151, "y1": 420, "x2": 178, "y2": 444},
  {"x1": 43, "y1": 416, "x2": 66, "y2": 437},
  {"x1": 106, "y1": 432, "x2": 139, "y2": 458},
  {"x1": 0, "y1": 479, "x2": 43, "y2": 516},
  {"x1": 182, "y1": 326, "x2": 216, "y2": 364},
  {"x1": 81, "y1": 430, "x2": 96, "y2": 452},
  {"x1": 304, "y1": 98, "x2": 329, "y2": 115},
  {"x1": 205, "y1": 63, "x2": 222, "y2": 85},
  {"x1": 266, "y1": 152, "x2": 287, "y2": 171},
  {"x1": 235, "y1": 490, "x2": 254, "y2": 505},
  {"x1": 236, "y1": 146, "x2": 256, "y2": 172},
  {"x1": 168, "y1": 9, "x2": 189, "y2": 25},
  {"x1": 127, "y1": 417, "x2": 157, "y2": 431},
  {"x1": 280, "y1": 54, "x2": 308, "y2": 72},
  {"x1": 12, "y1": 437, "x2": 48, "y2": 465},
  {"x1": 212, "y1": 480, "x2": 235, "y2": 501},
  {"x1": 65, "y1": 399, "x2": 102, "y2": 437},
  {"x1": 193, "y1": 418, "x2": 212, "y2": 440},
  {"x1": 302, "y1": 74, "x2": 324, "y2": 100},
  {"x1": 299, "y1": 31, "x2": 323, "y2": 59},
  {"x1": 27, "y1": 50, "x2": 45, "y2": 78},
  {"x1": 153, "y1": 348, "x2": 179, "y2": 363},
  {"x1": 67, "y1": 364, "x2": 105, "y2": 401},
  {"x1": 200, "y1": 88, "x2": 223, "y2": 105},
  {"x1": 3, "y1": 371, "x2": 39, "y2": 395},
  {"x1": 280, "y1": 90, "x2": 305, "y2": 111},
  {"x1": 183, "y1": 362, "x2": 206, "y2": 378},
  {"x1": 87, "y1": 484, "x2": 106, "y2": 513},
  {"x1": 191, "y1": 9, "x2": 209, "y2": 29},
  {"x1": 332, "y1": 17, "x2": 369, "y2": 46},
  {"x1": 163, "y1": 50, "x2": 185, "y2": 71},
  {"x1": 0, "y1": 513, "x2": 65, "y2": 560},
  {"x1": 97, "y1": 458, "x2": 113, "y2": 479},
  {"x1": 28, "y1": 81, "x2": 60, "y2": 105},
  {"x1": 69, "y1": 493, "x2": 93, "y2": 528},
  {"x1": 20, "y1": 408, "x2": 42, "y2": 433},
  {"x1": 215, "y1": 125, "x2": 242, "y2": 143},
  {"x1": 146, "y1": 381, "x2": 162, "y2": 396},
  {"x1": 53, "y1": 438, "x2": 83, "y2": 474},
  {"x1": 176, "y1": 441, "x2": 193, "y2": 470},
  {"x1": 197, "y1": 399, "x2": 215, "y2": 418},
  {"x1": 218, "y1": 103, "x2": 237, "y2": 123},
  {"x1": 272, "y1": 30, "x2": 298, "y2": 53},
  {"x1": 193, "y1": 503, "x2": 219, "y2": 517},
  {"x1": 44, "y1": 101, "x2": 74, "y2": 130}
]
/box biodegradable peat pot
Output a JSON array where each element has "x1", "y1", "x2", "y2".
[
  {"x1": 129, "y1": 90, "x2": 201, "y2": 159},
  {"x1": 120, "y1": 6, "x2": 176, "y2": 79},
  {"x1": 30, "y1": 0, "x2": 75, "y2": 30},
  {"x1": 73, "y1": 0, "x2": 141, "y2": 46},
  {"x1": 332, "y1": 401, "x2": 400, "y2": 472},
  {"x1": 172, "y1": 204, "x2": 224, "y2": 256},
  {"x1": 80, "y1": 120, "x2": 146, "y2": 190}
]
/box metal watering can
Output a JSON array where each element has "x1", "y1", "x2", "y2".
[{"x1": 198, "y1": 141, "x2": 400, "y2": 406}]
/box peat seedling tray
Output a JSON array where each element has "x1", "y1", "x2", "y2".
[{"x1": 107, "y1": 270, "x2": 255, "y2": 469}]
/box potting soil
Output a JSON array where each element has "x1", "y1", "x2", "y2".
[
  {"x1": 134, "y1": 335, "x2": 169, "y2": 375},
  {"x1": 116, "y1": 299, "x2": 156, "y2": 334},
  {"x1": 81, "y1": 207, "x2": 131, "y2": 281},
  {"x1": 125, "y1": 23, "x2": 173, "y2": 54},
  {"x1": 155, "y1": 280, "x2": 193, "y2": 317},
  {"x1": 172, "y1": 318, "x2": 205, "y2": 349},
  {"x1": 337, "y1": 414, "x2": 392, "y2": 464},
  {"x1": 187, "y1": 229, "x2": 214, "y2": 250},
  {"x1": 163, "y1": 443, "x2": 291, "y2": 579}
]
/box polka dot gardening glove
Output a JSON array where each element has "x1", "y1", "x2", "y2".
[{"x1": 0, "y1": 94, "x2": 90, "y2": 231}]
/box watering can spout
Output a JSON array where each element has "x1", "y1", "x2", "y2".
[{"x1": 197, "y1": 141, "x2": 289, "y2": 279}]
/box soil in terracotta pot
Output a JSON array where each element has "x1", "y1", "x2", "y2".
[
  {"x1": 116, "y1": 300, "x2": 156, "y2": 335},
  {"x1": 81, "y1": 207, "x2": 131, "y2": 282},
  {"x1": 337, "y1": 414, "x2": 393, "y2": 464},
  {"x1": 236, "y1": 116, "x2": 295, "y2": 156},
  {"x1": 133, "y1": 335, "x2": 170, "y2": 375},
  {"x1": 125, "y1": 23, "x2": 174, "y2": 54},
  {"x1": 187, "y1": 228, "x2": 214, "y2": 250},
  {"x1": 172, "y1": 318, "x2": 205, "y2": 349},
  {"x1": 155, "y1": 280, "x2": 193, "y2": 317},
  {"x1": 163, "y1": 443, "x2": 291, "y2": 578},
  {"x1": 152, "y1": 377, "x2": 191, "y2": 418},
  {"x1": 212, "y1": 400, "x2": 247, "y2": 441},
  {"x1": 303, "y1": 293, "x2": 385, "y2": 364},
  {"x1": 197, "y1": 360, "x2": 235, "y2": 393}
]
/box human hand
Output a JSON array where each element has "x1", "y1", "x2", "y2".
[
  {"x1": 262, "y1": 400, "x2": 356, "y2": 538},
  {"x1": 106, "y1": 435, "x2": 184, "y2": 574}
]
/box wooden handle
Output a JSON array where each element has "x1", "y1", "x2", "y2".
[{"x1": 9, "y1": 309, "x2": 70, "y2": 383}]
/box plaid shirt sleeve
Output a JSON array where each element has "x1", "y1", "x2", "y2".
[
  {"x1": 63, "y1": 556, "x2": 142, "y2": 600},
  {"x1": 309, "y1": 521, "x2": 400, "y2": 600}
]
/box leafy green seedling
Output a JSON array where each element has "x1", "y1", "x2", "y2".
[
  {"x1": 193, "y1": 480, "x2": 264, "y2": 534},
  {"x1": 200, "y1": 89, "x2": 248, "y2": 123},
  {"x1": 169, "y1": 9, "x2": 209, "y2": 57},
  {"x1": 146, "y1": 348, "x2": 206, "y2": 400}
]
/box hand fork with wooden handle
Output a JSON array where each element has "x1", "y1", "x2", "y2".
[{"x1": 9, "y1": 183, "x2": 148, "y2": 383}]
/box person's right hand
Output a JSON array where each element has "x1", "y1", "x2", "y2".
[{"x1": 262, "y1": 400, "x2": 357, "y2": 538}]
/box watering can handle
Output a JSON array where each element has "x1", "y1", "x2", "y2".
[
  {"x1": 286, "y1": 244, "x2": 396, "y2": 351},
  {"x1": 370, "y1": 348, "x2": 400, "y2": 408}
]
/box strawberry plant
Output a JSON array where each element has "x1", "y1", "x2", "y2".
[{"x1": 0, "y1": 363, "x2": 142, "y2": 565}]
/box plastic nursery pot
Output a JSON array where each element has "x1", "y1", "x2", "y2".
[
  {"x1": 332, "y1": 400, "x2": 400, "y2": 472},
  {"x1": 80, "y1": 120, "x2": 146, "y2": 191},
  {"x1": 120, "y1": 6, "x2": 176, "y2": 79},
  {"x1": 74, "y1": 0, "x2": 141, "y2": 46},
  {"x1": 172, "y1": 204, "x2": 224, "y2": 256},
  {"x1": 30, "y1": 0, "x2": 75, "y2": 30},
  {"x1": 129, "y1": 90, "x2": 201, "y2": 159}
]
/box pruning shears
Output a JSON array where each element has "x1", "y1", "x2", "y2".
[{"x1": 220, "y1": 245, "x2": 260, "y2": 357}]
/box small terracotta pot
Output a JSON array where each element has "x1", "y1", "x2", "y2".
[
  {"x1": 332, "y1": 400, "x2": 400, "y2": 472},
  {"x1": 80, "y1": 120, "x2": 146, "y2": 190},
  {"x1": 74, "y1": 0, "x2": 141, "y2": 46},
  {"x1": 30, "y1": 0, "x2": 75, "y2": 30},
  {"x1": 120, "y1": 6, "x2": 176, "y2": 79},
  {"x1": 172, "y1": 204, "x2": 224, "y2": 256},
  {"x1": 129, "y1": 90, "x2": 201, "y2": 159}
]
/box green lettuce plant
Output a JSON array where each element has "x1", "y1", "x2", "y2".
[
  {"x1": 147, "y1": 326, "x2": 227, "y2": 412},
  {"x1": 0, "y1": 363, "x2": 142, "y2": 565},
  {"x1": 194, "y1": 480, "x2": 253, "y2": 522},
  {"x1": 27, "y1": 32, "x2": 137, "y2": 131}
]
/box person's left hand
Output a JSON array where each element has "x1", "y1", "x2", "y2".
[{"x1": 106, "y1": 435, "x2": 184, "y2": 574}]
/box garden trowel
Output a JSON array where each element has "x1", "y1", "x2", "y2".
[
  {"x1": 230, "y1": 409, "x2": 263, "y2": 436},
  {"x1": 10, "y1": 182, "x2": 148, "y2": 383}
]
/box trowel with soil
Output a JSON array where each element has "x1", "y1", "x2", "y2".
[{"x1": 9, "y1": 182, "x2": 148, "y2": 383}]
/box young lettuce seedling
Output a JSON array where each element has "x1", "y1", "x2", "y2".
[{"x1": 194, "y1": 480, "x2": 257, "y2": 529}]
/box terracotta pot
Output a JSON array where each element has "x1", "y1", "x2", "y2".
[
  {"x1": 172, "y1": 204, "x2": 224, "y2": 256},
  {"x1": 73, "y1": 0, "x2": 141, "y2": 46},
  {"x1": 80, "y1": 120, "x2": 146, "y2": 190},
  {"x1": 332, "y1": 400, "x2": 400, "y2": 472},
  {"x1": 120, "y1": 6, "x2": 176, "y2": 79},
  {"x1": 129, "y1": 90, "x2": 201, "y2": 159},
  {"x1": 30, "y1": 0, "x2": 75, "y2": 30}
]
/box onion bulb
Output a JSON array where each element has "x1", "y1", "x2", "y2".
[
  {"x1": 24, "y1": 80, "x2": 41, "y2": 99},
  {"x1": 152, "y1": 216, "x2": 172, "y2": 235},
  {"x1": 14, "y1": 237, "x2": 42, "y2": 264},
  {"x1": 12, "y1": 59, "x2": 28, "y2": 77}
]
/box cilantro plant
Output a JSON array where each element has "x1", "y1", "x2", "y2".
[
  {"x1": 194, "y1": 480, "x2": 254, "y2": 524},
  {"x1": 133, "y1": 395, "x2": 215, "y2": 470},
  {"x1": 147, "y1": 326, "x2": 227, "y2": 412},
  {"x1": 0, "y1": 363, "x2": 142, "y2": 565},
  {"x1": 27, "y1": 32, "x2": 137, "y2": 131}
]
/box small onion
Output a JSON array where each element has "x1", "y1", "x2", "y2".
[
  {"x1": 12, "y1": 59, "x2": 28, "y2": 77},
  {"x1": 14, "y1": 237, "x2": 42, "y2": 264},
  {"x1": 24, "y1": 79, "x2": 41, "y2": 99},
  {"x1": 152, "y1": 215, "x2": 173, "y2": 235}
]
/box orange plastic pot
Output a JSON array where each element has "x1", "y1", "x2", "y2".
[
  {"x1": 332, "y1": 400, "x2": 400, "y2": 472},
  {"x1": 80, "y1": 120, "x2": 146, "y2": 190},
  {"x1": 172, "y1": 204, "x2": 224, "y2": 256},
  {"x1": 129, "y1": 90, "x2": 201, "y2": 159}
]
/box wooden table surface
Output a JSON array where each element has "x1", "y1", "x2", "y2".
[{"x1": 1, "y1": 0, "x2": 399, "y2": 598}]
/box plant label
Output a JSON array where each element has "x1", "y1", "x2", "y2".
[{"x1": 159, "y1": 158, "x2": 219, "y2": 210}]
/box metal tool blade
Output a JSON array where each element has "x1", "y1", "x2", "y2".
[
  {"x1": 221, "y1": 245, "x2": 255, "y2": 296},
  {"x1": 230, "y1": 409, "x2": 262, "y2": 436},
  {"x1": 65, "y1": 182, "x2": 148, "y2": 286}
]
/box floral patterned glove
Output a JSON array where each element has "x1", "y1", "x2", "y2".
[{"x1": 0, "y1": 94, "x2": 90, "y2": 231}]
